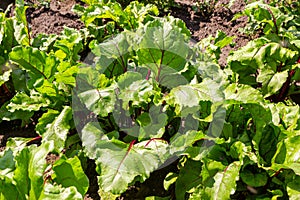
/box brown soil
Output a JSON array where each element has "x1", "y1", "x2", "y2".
[
  {"x1": 0, "y1": 0, "x2": 254, "y2": 199},
  {"x1": 26, "y1": 0, "x2": 84, "y2": 38},
  {"x1": 171, "y1": 0, "x2": 254, "y2": 66}
]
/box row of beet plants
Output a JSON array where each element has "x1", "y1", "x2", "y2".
[{"x1": 0, "y1": 0, "x2": 299, "y2": 199}]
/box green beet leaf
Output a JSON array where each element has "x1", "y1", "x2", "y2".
[
  {"x1": 52, "y1": 156, "x2": 89, "y2": 196},
  {"x1": 0, "y1": 69, "x2": 11, "y2": 87},
  {"x1": 287, "y1": 176, "x2": 300, "y2": 200},
  {"x1": 135, "y1": 17, "x2": 190, "y2": 86},
  {"x1": 175, "y1": 159, "x2": 202, "y2": 199},
  {"x1": 210, "y1": 161, "x2": 241, "y2": 199},
  {"x1": 9, "y1": 46, "x2": 58, "y2": 81},
  {"x1": 7, "y1": 92, "x2": 50, "y2": 112},
  {"x1": 80, "y1": 122, "x2": 169, "y2": 194},
  {"x1": 28, "y1": 142, "x2": 54, "y2": 199},
  {"x1": 42, "y1": 106, "x2": 73, "y2": 152},
  {"x1": 240, "y1": 168, "x2": 268, "y2": 187},
  {"x1": 191, "y1": 161, "x2": 241, "y2": 200},
  {"x1": 0, "y1": 149, "x2": 15, "y2": 177},
  {"x1": 39, "y1": 183, "x2": 83, "y2": 200},
  {"x1": 77, "y1": 84, "x2": 116, "y2": 117}
]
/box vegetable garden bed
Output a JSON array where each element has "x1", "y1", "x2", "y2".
[{"x1": 0, "y1": 0, "x2": 299, "y2": 199}]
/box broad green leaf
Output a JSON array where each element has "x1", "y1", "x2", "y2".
[
  {"x1": 135, "y1": 17, "x2": 190, "y2": 86},
  {"x1": 240, "y1": 168, "x2": 268, "y2": 187},
  {"x1": 201, "y1": 158, "x2": 227, "y2": 184},
  {"x1": 165, "y1": 85, "x2": 208, "y2": 116},
  {"x1": 11, "y1": 68, "x2": 28, "y2": 93},
  {"x1": 13, "y1": 147, "x2": 30, "y2": 200},
  {"x1": 175, "y1": 159, "x2": 202, "y2": 199},
  {"x1": 39, "y1": 183, "x2": 82, "y2": 200},
  {"x1": 169, "y1": 130, "x2": 205, "y2": 155},
  {"x1": 52, "y1": 156, "x2": 89, "y2": 196},
  {"x1": 210, "y1": 161, "x2": 241, "y2": 199},
  {"x1": 9, "y1": 46, "x2": 59, "y2": 97},
  {"x1": 191, "y1": 161, "x2": 241, "y2": 200},
  {"x1": 117, "y1": 71, "x2": 143, "y2": 90},
  {"x1": 0, "y1": 149, "x2": 15, "y2": 176},
  {"x1": 92, "y1": 31, "x2": 130, "y2": 77},
  {"x1": 137, "y1": 105, "x2": 168, "y2": 139},
  {"x1": 28, "y1": 141, "x2": 54, "y2": 200},
  {"x1": 36, "y1": 109, "x2": 60, "y2": 135},
  {"x1": 53, "y1": 27, "x2": 83, "y2": 63},
  {"x1": 258, "y1": 69, "x2": 289, "y2": 97},
  {"x1": 77, "y1": 84, "x2": 116, "y2": 117},
  {"x1": 287, "y1": 176, "x2": 300, "y2": 200},
  {"x1": 0, "y1": 16, "x2": 17, "y2": 62},
  {"x1": 9, "y1": 46, "x2": 58, "y2": 81},
  {"x1": 224, "y1": 84, "x2": 264, "y2": 103},
  {"x1": 42, "y1": 106, "x2": 73, "y2": 152},
  {"x1": 0, "y1": 177, "x2": 20, "y2": 200},
  {"x1": 258, "y1": 125, "x2": 281, "y2": 165},
  {"x1": 81, "y1": 123, "x2": 168, "y2": 194},
  {"x1": 269, "y1": 103, "x2": 300, "y2": 130},
  {"x1": 228, "y1": 38, "x2": 268, "y2": 85}
]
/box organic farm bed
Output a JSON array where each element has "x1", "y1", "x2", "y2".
[{"x1": 0, "y1": 0, "x2": 300, "y2": 200}]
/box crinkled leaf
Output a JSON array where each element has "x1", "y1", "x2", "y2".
[
  {"x1": 269, "y1": 103, "x2": 300, "y2": 130},
  {"x1": 55, "y1": 62, "x2": 78, "y2": 87},
  {"x1": 36, "y1": 109, "x2": 60, "y2": 135},
  {"x1": 165, "y1": 82, "x2": 223, "y2": 116},
  {"x1": 53, "y1": 27, "x2": 83, "y2": 63},
  {"x1": 118, "y1": 79, "x2": 154, "y2": 108},
  {"x1": 77, "y1": 84, "x2": 116, "y2": 117},
  {"x1": 0, "y1": 101, "x2": 33, "y2": 124},
  {"x1": 39, "y1": 183, "x2": 83, "y2": 200},
  {"x1": 7, "y1": 92, "x2": 50, "y2": 112},
  {"x1": 272, "y1": 135, "x2": 300, "y2": 175},
  {"x1": 135, "y1": 17, "x2": 190, "y2": 85},
  {"x1": 42, "y1": 106, "x2": 72, "y2": 152},
  {"x1": 28, "y1": 141, "x2": 54, "y2": 199}
]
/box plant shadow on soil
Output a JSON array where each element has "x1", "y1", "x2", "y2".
[{"x1": 0, "y1": 0, "x2": 255, "y2": 199}]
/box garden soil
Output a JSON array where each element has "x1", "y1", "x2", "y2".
[{"x1": 0, "y1": 0, "x2": 253, "y2": 199}]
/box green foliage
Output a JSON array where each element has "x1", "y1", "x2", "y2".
[
  {"x1": 229, "y1": 1, "x2": 300, "y2": 101},
  {"x1": 0, "y1": 0, "x2": 299, "y2": 199}
]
